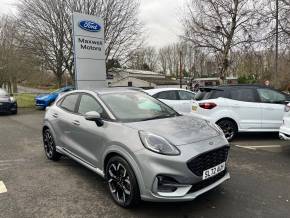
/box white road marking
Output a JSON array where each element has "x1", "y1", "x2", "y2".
[
  {"x1": 235, "y1": 145, "x2": 282, "y2": 150},
  {"x1": 246, "y1": 145, "x2": 282, "y2": 148},
  {"x1": 0, "y1": 181, "x2": 7, "y2": 194},
  {"x1": 0, "y1": 159, "x2": 26, "y2": 163},
  {"x1": 235, "y1": 145, "x2": 257, "y2": 150}
]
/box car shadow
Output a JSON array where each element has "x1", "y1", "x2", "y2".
[{"x1": 233, "y1": 132, "x2": 280, "y2": 141}]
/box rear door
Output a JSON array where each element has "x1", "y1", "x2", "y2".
[
  {"x1": 228, "y1": 87, "x2": 262, "y2": 130},
  {"x1": 54, "y1": 93, "x2": 80, "y2": 149},
  {"x1": 257, "y1": 88, "x2": 287, "y2": 130}
]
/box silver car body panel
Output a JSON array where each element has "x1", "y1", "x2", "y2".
[{"x1": 43, "y1": 89, "x2": 230, "y2": 202}]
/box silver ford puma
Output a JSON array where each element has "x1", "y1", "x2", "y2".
[{"x1": 42, "y1": 88, "x2": 230, "y2": 208}]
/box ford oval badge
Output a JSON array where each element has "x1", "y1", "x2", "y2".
[{"x1": 79, "y1": 20, "x2": 101, "y2": 32}]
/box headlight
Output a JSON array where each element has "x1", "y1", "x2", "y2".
[
  {"x1": 139, "y1": 131, "x2": 180, "y2": 156},
  {"x1": 10, "y1": 97, "x2": 15, "y2": 102}
]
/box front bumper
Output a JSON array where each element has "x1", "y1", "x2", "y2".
[
  {"x1": 35, "y1": 99, "x2": 48, "y2": 108},
  {"x1": 135, "y1": 136, "x2": 230, "y2": 202},
  {"x1": 0, "y1": 102, "x2": 17, "y2": 113}
]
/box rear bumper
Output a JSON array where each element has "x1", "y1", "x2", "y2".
[{"x1": 279, "y1": 125, "x2": 290, "y2": 140}]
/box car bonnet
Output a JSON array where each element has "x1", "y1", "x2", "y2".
[{"x1": 124, "y1": 115, "x2": 220, "y2": 146}]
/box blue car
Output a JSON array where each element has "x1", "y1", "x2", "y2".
[{"x1": 35, "y1": 86, "x2": 74, "y2": 109}]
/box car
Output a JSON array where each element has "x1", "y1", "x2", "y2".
[
  {"x1": 145, "y1": 88, "x2": 196, "y2": 113},
  {"x1": 279, "y1": 103, "x2": 290, "y2": 140},
  {"x1": 192, "y1": 85, "x2": 290, "y2": 141},
  {"x1": 0, "y1": 88, "x2": 17, "y2": 114},
  {"x1": 35, "y1": 86, "x2": 74, "y2": 109},
  {"x1": 42, "y1": 88, "x2": 230, "y2": 208}
]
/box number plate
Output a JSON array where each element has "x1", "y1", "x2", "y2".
[
  {"x1": 202, "y1": 162, "x2": 225, "y2": 180},
  {"x1": 192, "y1": 105, "x2": 197, "y2": 111}
]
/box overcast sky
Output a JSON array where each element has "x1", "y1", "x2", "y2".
[{"x1": 0, "y1": 0, "x2": 184, "y2": 48}]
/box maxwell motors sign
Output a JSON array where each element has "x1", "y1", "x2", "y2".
[{"x1": 72, "y1": 13, "x2": 106, "y2": 90}]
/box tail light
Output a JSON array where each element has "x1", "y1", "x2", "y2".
[
  {"x1": 285, "y1": 103, "x2": 290, "y2": 112},
  {"x1": 199, "y1": 102, "x2": 217, "y2": 109}
]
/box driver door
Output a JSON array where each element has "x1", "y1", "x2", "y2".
[{"x1": 68, "y1": 93, "x2": 109, "y2": 167}]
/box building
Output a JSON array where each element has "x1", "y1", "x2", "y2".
[{"x1": 107, "y1": 68, "x2": 186, "y2": 89}]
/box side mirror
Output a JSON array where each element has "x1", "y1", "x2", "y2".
[{"x1": 85, "y1": 111, "x2": 104, "y2": 127}]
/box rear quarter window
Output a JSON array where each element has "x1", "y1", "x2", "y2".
[{"x1": 195, "y1": 89, "x2": 227, "y2": 100}]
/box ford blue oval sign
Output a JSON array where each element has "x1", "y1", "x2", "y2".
[{"x1": 79, "y1": 20, "x2": 101, "y2": 32}]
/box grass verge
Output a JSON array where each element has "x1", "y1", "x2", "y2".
[{"x1": 14, "y1": 93, "x2": 36, "y2": 108}]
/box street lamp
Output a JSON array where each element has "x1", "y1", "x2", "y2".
[{"x1": 275, "y1": 0, "x2": 279, "y2": 87}]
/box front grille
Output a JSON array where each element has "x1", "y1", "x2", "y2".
[
  {"x1": 0, "y1": 103, "x2": 10, "y2": 112},
  {"x1": 187, "y1": 146, "x2": 229, "y2": 177},
  {"x1": 188, "y1": 169, "x2": 227, "y2": 193}
]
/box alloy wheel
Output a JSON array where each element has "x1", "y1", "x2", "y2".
[
  {"x1": 43, "y1": 129, "x2": 54, "y2": 158},
  {"x1": 107, "y1": 162, "x2": 132, "y2": 205}
]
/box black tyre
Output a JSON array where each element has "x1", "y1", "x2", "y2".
[
  {"x1": 106, "y1": 156, "x2": 140, "y2": 208},
  {"x1": 217, "y1": 119, "x2": 238, "y2": 142},
  {"x1": 42, "y1": 128, "x2": 61, "y2": 161}
]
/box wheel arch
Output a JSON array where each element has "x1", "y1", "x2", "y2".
[
  {"x1": 102, "y1": 147, "x2": 146, "y2": 196},
  {"x1": 216, "y1": 117, "x2": 239, "y2": 131}
]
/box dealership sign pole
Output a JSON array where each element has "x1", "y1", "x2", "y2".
[{"x1": 72, "y1": 12, "x2": 106, "y2": 90}]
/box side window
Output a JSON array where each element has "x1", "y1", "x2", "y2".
[
  {"x1": 178, "y1": 91, "x2": 195, "y2": 100},
  {"x1": 257, "y1": 89, "x2": 286, "y2": 104},
  {"x1": 230, "y1": 88, "x2": 257, "y2": 102},
  {"x1": 78, "y1": 94, "x2": 108, "y2": 119},
  {"x1": 155, "y1": 91, "x2": 178, "y2": 100},
  {"x1": 60, "y1": 94, "x2": 79, "y2": 112},
  {"x1": 210, "y1": 90, "x2": 228, "y2": 99}
]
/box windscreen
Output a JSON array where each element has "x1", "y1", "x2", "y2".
[{"x1": 100, "y1": 91, "x2": 179, "y2": 122}]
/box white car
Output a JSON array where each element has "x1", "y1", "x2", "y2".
[
  {"x1": 144, "y1": 88, "x2": 196, "y2": 113},
  {"x1": 279, "y1": 103, "x2": 290, "y2": 140},
  {"x1": 192, "y1": 85, "x2": 290, "y2": 141}
]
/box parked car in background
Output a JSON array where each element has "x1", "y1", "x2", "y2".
[
  {"x1": 192, "y1": 85, "x2": 290, "y2": 141},
  {"x1": 0, "y1": 88, "x2": 17, "y2": 114},
  {"x1": 43, "y1": 88, "x2": 230, "y2": 207},
  {"x1": 279, "y1": 103, "x2": 290, "y2": 140},
  {"x1": 35, "y1": 86, "x2": 74, "y2": 109},
  {"x1": 145, "y1": 88, "x2": 196, "y2": 113}
]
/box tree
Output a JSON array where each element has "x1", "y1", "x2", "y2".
[
  {"x1": 17, "y1": 0, "x2": 142, "y2": 86},
  {"x1": 182, "y1": 0, "x2": 265, "y2": 83},
  {"x1": 128, "y1": 46, "x2": 158, "y2": 71},
  {"x1": 0, "y1": 15, "x2": 40, "y2": 93}
]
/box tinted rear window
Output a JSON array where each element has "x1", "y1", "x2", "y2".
[
  {"x1": 195, "y1": 89, "x2": 227, "y2": 100},
  {"x1": 230, "y1": 88, "x2": 257, "y2": 102}
]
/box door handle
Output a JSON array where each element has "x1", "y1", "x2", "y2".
[
  {"x1": 52, "y1": 113, "x2": 58, "y2": 118},
  {"x1": 72, "y1": 120, "x2": 80, "y2": 126}
]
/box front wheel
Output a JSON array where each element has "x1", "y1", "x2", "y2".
[
  {"x1": 106, "y1": 156, "x2": 140, "y2": 208},
  {"x1": 42, "y1": 128, "x2": 61, "y2": 161},
  {"x1": 216, "y1": 119, "x2": 238, "y2": 142}
]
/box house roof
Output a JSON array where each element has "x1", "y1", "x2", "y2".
[
  {"x1": 109, "y1": 68, "x2": 164, "y2": 77},
  {"x1": 133, "y1": 76, "x2": 184, "y2": 85}
]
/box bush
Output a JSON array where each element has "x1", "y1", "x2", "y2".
[{"x1": 238, "y1": 75, "x2": 257, "y2": 84}]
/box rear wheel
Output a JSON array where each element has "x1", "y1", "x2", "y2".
[
  {"x1": 106, "y1": 156, "x2": 140, "y2": 208},
  {"x1": 42, "y1": 128, "x2": 61, "y2": 161},
  {"x1": 217, "y1": 119, "x2": 238, "y2": 142}
]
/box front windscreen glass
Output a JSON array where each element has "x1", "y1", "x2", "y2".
[{"x1": 100, "y1": 91, "x2": 179, "y2": 122}]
